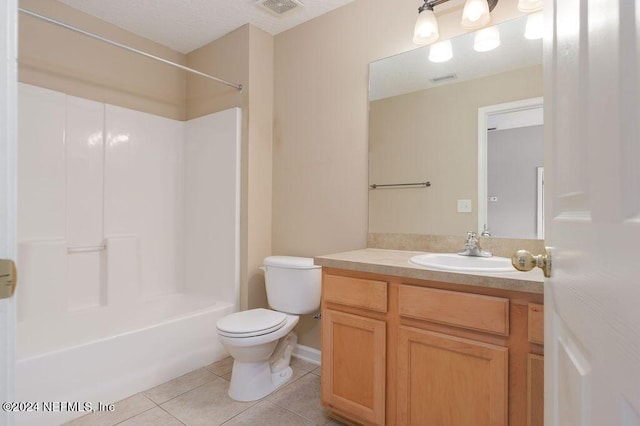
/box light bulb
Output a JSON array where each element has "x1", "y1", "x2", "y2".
[
  {"x1": 474, "y1": 26, "x2": 501, "y2": 52},
  {"x1": 429, "y1": 40, "x2": 453, "y2": 63},
  {"x1": 518, "y1": 0, "x2": 543, "y2": 13},
  {"x1": 413, "y1": 8, "x2": 440, "y2": 45},
  {"x1": 465, "y1": 3, "x2": 483, "y2": 22},
  {"x1": 461, "y1": 0, "x2": 490, "y2": 29},
  {"x1": 524, "y1": 11, "x2": 544, "y2": 40}
]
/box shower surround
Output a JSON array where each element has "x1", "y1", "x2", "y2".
[{"x1": 16, "y1": 83, "x2": 240, "y2": 425}]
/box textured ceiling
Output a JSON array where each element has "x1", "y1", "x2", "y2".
[{"x1": 57, "y1": 0, "x2": 356, "y2": 54}]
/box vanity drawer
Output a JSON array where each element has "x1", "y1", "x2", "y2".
[
  {"x1": 528, "y1": 303, "x2": 544, "y2": 344},
  {"x1": 398, "y1": 285, "x2": 509, "y2": 336},
  {"x1": 323, "y1": 274, "x2": 388, "y2": 313}
]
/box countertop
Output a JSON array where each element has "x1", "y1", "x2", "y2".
[{"x1": 314, "y1": 248, "x2": 544, "y2": 294}]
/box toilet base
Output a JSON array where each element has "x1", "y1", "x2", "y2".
[
  {"x1": 227, "y1": 332, "x2": 298, "y2": 401},
  {"x1": 228, "y1": 362, "x2": 293, "y2": 401}
]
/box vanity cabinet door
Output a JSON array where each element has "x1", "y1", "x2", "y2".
[
  {"x1": 527, "y1": 303, "x2": 544, "y2": 426},
  {"x1": 321, "y1": 309, "x2": 386, "y2": 426},
  {"x1": 527, "y1": 354, "x2": 544, "y2": 426},
  {"x1": 397, "y1": 326, "x2": 508, "y2": 426}
]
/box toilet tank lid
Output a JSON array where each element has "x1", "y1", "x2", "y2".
[{"x1": 264, "y1": 256, "x2": 320, "y2": 269}]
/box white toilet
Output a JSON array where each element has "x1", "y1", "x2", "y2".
[{"x1": 216, "y1": 256, "x2": 321, "y2": 401}]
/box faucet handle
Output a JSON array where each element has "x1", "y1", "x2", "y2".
[{"x1": 466, "y1": 231, "x2": 478, "y2": 242}]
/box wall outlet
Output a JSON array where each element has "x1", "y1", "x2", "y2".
[{"x1": 457, "y1": 199, "x2": 472, "y2": 213}]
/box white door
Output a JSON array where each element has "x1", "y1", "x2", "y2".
[
  {"x1": 545, "y1": 0, "x2": 640, "y2": 424},
  {"x1": 1, "y1": 0, "x2": 18, "y2": 424}
]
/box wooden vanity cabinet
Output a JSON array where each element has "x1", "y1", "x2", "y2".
[
  {"x1": 320, "y1": 267, "x2": 544, "y2": 426},
  {"x1": 397, "y1": 326, "x2": 508, "y2": 425},
  {"x1": 527, "y1": 303, "x2": 545, "y2": 426},
  {"x1": 397, "y1": 285, "x2": 509, "y2": 425},
  {"x1": 321, "y1": 272, "x2": 388, "y2": 426}
]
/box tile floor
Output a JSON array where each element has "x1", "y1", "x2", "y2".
[{"x1": 65, "y1": 357, "x2": 344, "y2": 426}]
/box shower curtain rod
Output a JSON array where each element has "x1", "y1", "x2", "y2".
[{"x1": 19, "y1": 8, "x2": 244, "y2": 92}]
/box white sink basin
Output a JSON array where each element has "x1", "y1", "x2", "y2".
[{"x1": 409, "y1": 253, "x2": 515, "y2": 272}]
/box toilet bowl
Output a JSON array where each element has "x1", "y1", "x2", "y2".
[{"x1": 216, "y1": 256, "x2": 321, "y2": 401}]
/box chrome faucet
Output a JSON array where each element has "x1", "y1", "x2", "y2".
[{"x1": 458, "y1": 231, "x2": 492, "y2": 257}]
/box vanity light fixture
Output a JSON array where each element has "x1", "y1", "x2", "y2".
[
  {"x1": 517, "y1": 0, "x2": 543, "y2": 13},
  {"x1": 461, "y1": 0, "x2": 491, "y2": 29},
  {"x1": 473, "y1": 25, "x2": 501, "y2": 52},
  {"x1": 413, "y1": 2, "x2": 440, "y2": 44},
  {"x1": 413, "y1": 0, "x2": 498, "y2": 45},
  {"x1": 429, "y1": 39, "x2": 453, "y2": 62},
  {"x1": 524, "y1": 11, "x2": 544, "y2": 40}
]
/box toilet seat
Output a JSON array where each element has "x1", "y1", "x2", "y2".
[{"x1": 216, "y1": 308, "x2": 287, "y2": 338}]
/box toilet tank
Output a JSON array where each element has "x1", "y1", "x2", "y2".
[{"x1": 263, "y1": 256, "x2": 321, "y2": 315}]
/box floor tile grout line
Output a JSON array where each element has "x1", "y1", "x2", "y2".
[
  {"x1": 157, "y1": 404, "x2": 189, "y2": 426},
  {"x1": 267, "y1": 374, "x2": 330, "y2": 426},
  {"x1": 269, "y1": 401, "x2": 322, "y2": 425},
  {"x1": 217, "y1": 403, "x2": 253, "y2": 425},
  {"x1": 155, "y1": 375, "x2": 228, "y2": 407},
  {"x1": 218, "y1": 399, "x2": 315, "y2": 426},
  {"x1": 110, "y1": 404, "x2": 158, "y2": 426},
  {"x1": 270, "y1": 398, "x2": 322, "y2": 426},
  {"x1": 213, "y1": 397, "x2": 263, "y2": 426},
  {"x1": 268, "y1": 396, "x2": 330, "y2": 426},
  {"x1": 264, "y1": 370, "x2": 311, "y2": 402},
  {"x1": 144, "y1": 370, "x2": 221, "y2": 406}
]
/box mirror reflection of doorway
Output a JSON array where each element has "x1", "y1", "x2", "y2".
[{"x1": 479, "y1": 100, "x2": 544, "y2": 239}]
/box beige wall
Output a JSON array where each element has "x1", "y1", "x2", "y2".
[
  {"x1": 246, "y1": 27, "x2": 274, "y2": 310},
  {"x1": 273, "y1": 0, "x2": 526, "y2": 347},
  {"x1": 369, "y1": 66, "x2": 543, "y2": 236},
  {"x1": 18, "y1": 0, "x2": 187, "y2": 120}
]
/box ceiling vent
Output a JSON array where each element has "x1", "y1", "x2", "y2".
[
  {"x1": 430, "y1": 73, "x2": 458, "y2": 83},
  {"x1": 256, "y1": 0, "x2": 304, "y2": 16}
]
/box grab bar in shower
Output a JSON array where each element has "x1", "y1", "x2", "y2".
[
  {"x1": 67, "y1": 244, "x2": 106, "y2": 254},
  {"x1": 369, "y1": 181, "x2": 431, "y2": 189}
]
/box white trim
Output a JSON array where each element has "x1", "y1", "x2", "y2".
[
  {"x1": 1, "y1": 0, "x2": 18, "y2": 424},
  {"x1": 477, "y1": 97, "x2": 544, "y2": 235},
  {"x1": 536, "y1": 167, "x2": 545, "y2": 239},
  {"x1": 232, "y1": 108, "x2": 242, "y2": 313},
  {"x1": 292, "y1": 344, "x2": 321, "y2": 365}
]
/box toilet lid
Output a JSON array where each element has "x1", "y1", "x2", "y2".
[{"x1": 216, "y1": 308, "x2": 288, "y2": 337}]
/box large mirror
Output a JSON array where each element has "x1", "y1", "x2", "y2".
[{"x1": 368, "y1": 15, "x2": 543, "y2": 239}]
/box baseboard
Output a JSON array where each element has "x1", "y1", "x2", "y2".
[{"x1": 292, "y1": 344, "x2": 321, "y2": 365}]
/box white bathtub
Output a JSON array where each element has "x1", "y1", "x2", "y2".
[{"x1": 15, "y1": 295, "x2": 234, "y2": 426}]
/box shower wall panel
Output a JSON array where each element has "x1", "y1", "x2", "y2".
[
  {"x1": 184, "y1": 109, "x2": 241, "y2": 305},
  {"x1": 66, "y1": 95, "x2": 105, "y2": 311},
  {"x1": 17, "y1": 85, "x2": 67, "y2": 323},
  {"x1": 17, "y1": 85, "x2": 65, "y2": 242},
  {"x1": 65, "y1": 96, "x2": 104, "y2": 248},
  {"x1": 104, "y1": 105, "x2": 183, "y2": 299},
  {"x1": 18, "y1": 83, "x2": 184, "y2": 325}
]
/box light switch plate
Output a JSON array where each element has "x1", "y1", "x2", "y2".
[{"x1": 457, "y1": 199, "x2": 472, "y2": 213}]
